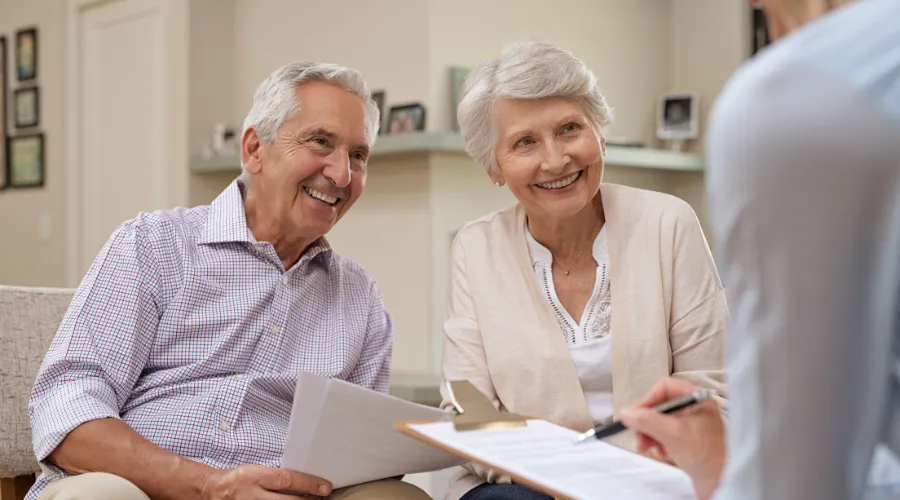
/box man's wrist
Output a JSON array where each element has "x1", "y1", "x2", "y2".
[{"x1": 163, "y1": 456, "x2": 217, "y2": 500}]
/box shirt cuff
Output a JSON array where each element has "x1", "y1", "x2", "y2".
[{"x1": 30, "y1": 377, "x2": 122, "y2": 462}]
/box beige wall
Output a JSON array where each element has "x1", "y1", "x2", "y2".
[
  {"x1": 427, "y1": 0, "x2": 672, "y2": 143},
  {"x1": 0, "y1": 0, "x2": 67, "y2": 287},
  {"x1": 670, "y1": 0, "x2": 751, "y2": 153},
  {"x1": 230, "y1": 0, "x2": 430, "y2": 135}
]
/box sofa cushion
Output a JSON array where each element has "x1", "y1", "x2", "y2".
[{"x1": 0, "y1": 286, "x2": 74, "y2": 477}]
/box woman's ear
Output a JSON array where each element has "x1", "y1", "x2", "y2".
[{"x1": 488, "y1": 170, "x2": 505, "y2": 187}]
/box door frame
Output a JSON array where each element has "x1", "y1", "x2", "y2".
[{"x1": 64, "y1": 0, "x2": 189, "y2": 287}]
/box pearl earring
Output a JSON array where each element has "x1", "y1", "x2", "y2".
[{"x1": 495, "y1": 181, "x2": 502, "y2": 187}]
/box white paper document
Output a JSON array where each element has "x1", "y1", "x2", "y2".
[
  {"x1": 281, "y1": 372, "x2": 467, "y2": 489},
  {"x1": 408, "y1": 419, "x2": 697, "y2": 500}
]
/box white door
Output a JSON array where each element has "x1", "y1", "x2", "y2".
[{"x1": 67, "y1": 0, "x2": 187, "y2": 284}]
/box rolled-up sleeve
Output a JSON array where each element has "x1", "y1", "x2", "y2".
[{"x1": 29, "y1": 221, "x2": 161, "y2": 462}]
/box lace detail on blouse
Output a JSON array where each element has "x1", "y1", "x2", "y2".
[{"x1": 525, "y1": 226, "x2": 612, "y2": 345}]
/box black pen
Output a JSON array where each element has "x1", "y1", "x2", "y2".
[{"x1": 574, "y1": 389, "x2": 713, "y2": 443}]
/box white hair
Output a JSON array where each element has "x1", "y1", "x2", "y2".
[
  {"x1": 457, "y1": 40, "x2": 613, "y2": 174},
  {"x1": 239, "y1": 61, "x2": 380, "y2": 183}
]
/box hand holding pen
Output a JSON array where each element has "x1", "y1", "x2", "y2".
[{"x1": 618, "y1": 378, "x2": 726, "y2": 500}]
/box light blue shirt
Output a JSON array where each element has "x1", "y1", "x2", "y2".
[{"x1": 705, "y1": 0, "x2": 900, "y2": 498}]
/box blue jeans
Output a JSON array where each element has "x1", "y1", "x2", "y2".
[{"x1": 460, "y1": 484, "x2": 553, "y2": 500}]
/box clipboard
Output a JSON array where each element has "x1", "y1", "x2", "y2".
[
  {"x1": 395, "y1": 380, "x2": 572, "y2": 500},
  {"x1": 395, "y1": 380, "x2": 697, "y2": 500}
]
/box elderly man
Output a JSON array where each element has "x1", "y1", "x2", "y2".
[{"x1": 25, "y1": 62, "x2": 430, "y2": 500}]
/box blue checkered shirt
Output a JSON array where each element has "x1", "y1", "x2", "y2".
[{"x1": 25, "y1": 180, "x2": 393, "y2": 499}]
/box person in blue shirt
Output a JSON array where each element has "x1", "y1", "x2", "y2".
[{"x1": 620, "y1": 0, "x2": 900, "y2": 499}]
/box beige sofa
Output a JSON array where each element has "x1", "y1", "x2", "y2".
[{"x1": 0, "y1": 286, "x2": 74, "y2": 500}]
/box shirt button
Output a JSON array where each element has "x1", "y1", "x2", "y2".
[
  {"x1": 218, "y1": 421, "x2": 230, "y2": 432},
  {"x1": 254, "y1": 245, "x2": 265, "y2": 253},
  {"x1": 270, "y1": 325, "x2": 282, "y2": 335},
  {"x1": 281, "y1": 275, "x2": 289, "y2": 285},
  {"x1": 234, "y1": 374, "x2": 245, "y2": 381}
]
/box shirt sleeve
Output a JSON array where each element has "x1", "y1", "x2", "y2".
[
  {"x1": 28, "y1": 220, "x2": 162, "y2": 462},
  {"x1": 440, "y1": 233, "x2": 513, "y2": 485},
  {"x1": 348, "y1": 281, "x2": 393, "y2": 394},
  {"x1": 667, "y1": 200, "x2": 729, "y2": 413},
  {"x1": 706, "y1": 62, "x2": 900, "y2": 500}
]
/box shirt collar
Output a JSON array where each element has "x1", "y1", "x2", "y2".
[
  {"x1": 525, "y1": 222, "x2": 608, "y2": 265},
  {"x1": 199, "y1": 178, "x2": 256, "y2": 245},
  {"x1": 199, "y1": 178, "x2": 335, "y2": 265}
]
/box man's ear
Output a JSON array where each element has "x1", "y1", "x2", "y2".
[{"x1": 241, "y1": 127, "x2": 263, "y2": 175}]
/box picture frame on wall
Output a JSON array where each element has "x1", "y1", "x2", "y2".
[
  {"x1": 7, "y1": 133, "x2": 45, "y2": 188},
  {"x1": 751, "y1": 6, "x2": 771, "y2": 55},
  {"x1": 0, "y1": 36, "x2": 8, "y2": 191},
  {"x1": 387, "y1": 103, "x2": 426, "y2": 135},
  {"x1": 15, "y1": 27, "x2": 37, "y2": 81},
  {"x1": 13, "y1": 87, "x2": 39, "y2": 129}
]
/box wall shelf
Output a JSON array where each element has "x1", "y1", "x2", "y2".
[{"x1": 191, "y1": 132, "x2": 704, "y2": 174}]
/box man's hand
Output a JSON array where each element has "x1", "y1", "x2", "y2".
[
  {"x1": 619, "y1": 378, "x2": 726, "y2": 500},
  {"x1": 200, "y1": 465, "x2": 332, "y2": 500}
]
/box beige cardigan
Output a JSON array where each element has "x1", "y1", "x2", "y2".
[{"x1": 439, "y1": 183, "x2": 728, "y2": 500}]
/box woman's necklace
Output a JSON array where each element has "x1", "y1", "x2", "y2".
[{"x1": 554, "y1": 218, "x2": 600, "y2": 276}]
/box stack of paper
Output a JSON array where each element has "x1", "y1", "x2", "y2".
[
  {"x1": 282, "y1": 372, "x2": 467, "y2": 488},
  {"x1": 405, "y1": 419, "x2": 697, "y2": 500}
]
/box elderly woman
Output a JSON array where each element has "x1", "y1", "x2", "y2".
[{"x1": 440, "y1": 40, "x2": 728, "y2": 500}]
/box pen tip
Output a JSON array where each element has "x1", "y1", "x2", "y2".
[{"x1": 574, "y1": 429, "x2": 595, "y2": 444}]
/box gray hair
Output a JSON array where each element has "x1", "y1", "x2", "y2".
[
  {"x1": 239, "y1": 61, "x2": 380, "y2": 183},
  {"x1": 457, "y1": 40, "x2": 613, "y2": 174}
]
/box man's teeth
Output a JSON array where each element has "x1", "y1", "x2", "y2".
[
  {"x1": 304, "y1": 187, "x2": 339, "y2": 205},
  {"x1": 536, "y1": 171, "x2": 580, "y2": 189}
]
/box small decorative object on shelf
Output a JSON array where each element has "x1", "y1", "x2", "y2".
[
  {"x1": 449, "y1": 67, "x2": 469, "y2": 131},
  {"x1": 387, "y1": 103, "x2": 426, "y2": 135},
  {"x1": 372, "y1": 90, "x2": 385, "y2": 134},
  {"x1": 657, "y1": 92, "x2": 699, "y2": 153},
  {"x1": 203, "y1": 122, "x2": 238, "y2": 159}
]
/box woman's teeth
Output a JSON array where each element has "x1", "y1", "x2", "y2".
[
  {"x1": 536, "y1": 171, "x2": 581, "y2": 189},
  {"x1": 304, "y1": 187, "x2": 339, "y2": 206}
]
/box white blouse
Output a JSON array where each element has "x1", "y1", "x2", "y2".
[{"x1": 525, "y1": 225, "x2": 614, "y2": 424}]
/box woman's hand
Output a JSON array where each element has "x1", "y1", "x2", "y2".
[{"x1": 619, "y1": 378, "x2": 726, "y2": 500}]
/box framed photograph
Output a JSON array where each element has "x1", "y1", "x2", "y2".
[
  {"x1": 0, "y1": 36, "x2": 7, "y2": 190},
  {"x1": 657, "y1": 92, "x2": 699, "y2": 141},
  {"x1": 13, "y1": 87, "x2": 39, "y2": 128},
  {"x1": 751, "y1": 7, "x2": 771, "y2": 56},
  {"x1": 387, "y1": 103, "x2": 426, "y2": 135},
  {"x1": 371, "y1": 90, "x2": 385, "y2": 134},
  {"x1": 7, "y1": 133, "x2": 44, "y2": 188},
  {"x1": 449, "y1": 67, "x2": 469, "y2": 131},
  {"x1": 15, "y1": 27, "x2": 37, "y2": 81}
]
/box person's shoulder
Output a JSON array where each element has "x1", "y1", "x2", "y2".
[
  {"x1": 115, "y1": 204, "x2": 210, "y2": 248},
  {"x1": 603, "y1": 183, "x2": 696, "y2": 224},
  {"x1": 454, "y1": 203, "x2": 520, "y2": 247},
  {"x1": 711, "y1": 0, "x2": 900, "y2": 139},
  {"x1": 326, "y1": 251, "x2": 380, "y2": 296}
]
